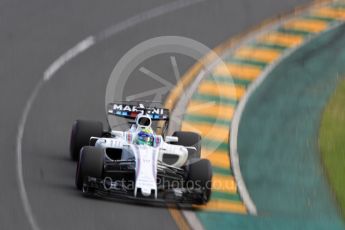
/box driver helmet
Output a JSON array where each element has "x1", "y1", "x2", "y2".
[{"x1": 136, "y1": 128, "x2": 154, "y2": 146}]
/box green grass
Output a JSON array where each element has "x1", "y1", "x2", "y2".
[{"x1": 320, "y1": 78, "x2": 345, "y2": 218}]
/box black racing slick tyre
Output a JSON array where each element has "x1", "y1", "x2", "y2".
[
  {"x1": 70, "y1": 120, "x2": 103, "y2": 161},
  {"x1": 75, "y1": 146, "x2": 104, "y2": 190},
  {"x1": 187, "y1": 159, "x2": 212, "y2": 204},
  {"x1": 172, "y1": 131, "x2": 201, "y2": 160}
]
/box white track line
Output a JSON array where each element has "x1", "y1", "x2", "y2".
[
  {"x1": 15, "y1": 1, "x2": 207, "y2": 230},
  {"x1": 43, "y1": 37, "x2": 95, "y2": 81},
  {"x1": 16, "y1": 80, "x2": 44, "y2": 230}
]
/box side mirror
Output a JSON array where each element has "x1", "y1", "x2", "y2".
[
  {"x1": 111, "y1": 130, "x2": 124, "y2": 137},
  {"x1": 165, "y1": 136, "x2": 178, "y2": 143},
  {"x1": 89, "y1": 137, "x2": 99, "y2": 146}
]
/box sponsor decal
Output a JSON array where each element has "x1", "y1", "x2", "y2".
[{"x1": 109, "y1": 103, "x2": 169, "y2": 121}]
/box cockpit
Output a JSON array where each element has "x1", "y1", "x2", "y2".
[{"x1": 133, "y1": 114, "x2": 157, "y2": 147}]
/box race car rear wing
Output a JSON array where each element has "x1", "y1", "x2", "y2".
[{"x1": 107, "y1": 102, "x2": 169, "y2": 120}]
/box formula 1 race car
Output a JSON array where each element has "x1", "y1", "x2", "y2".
[{"x1": 69, "y1": 102, "x2": 212, "y2": 205}]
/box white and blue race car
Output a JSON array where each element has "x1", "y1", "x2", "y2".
[{"x1": 69, "y1": 102, "x2": 212, "y2": 204}]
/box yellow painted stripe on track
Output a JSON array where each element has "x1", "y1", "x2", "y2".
[
  {"x1": 198, "y1": 82, "x2": 246, "y2": 100},
  {"x1": 195, "y1": 199, "x2": 247, "y2": 213},
  {"x1": 212, "y1": 174, "x2": 237, "y2": 194},
  {"x1": 234, "y1": 47, "x2": 281, "y2": 63},
  {"x1": 181, "y1": 121, "x2": 229, "y2": 142},
  {"x1": 204, "y1": 152, "x2": 231, "y2": 169},
  {"x1": 185, "y1": 101, "x2": 235, "y2": 120},
  {"x1": 257, "y1": 32, "x2": 304, "y2": 47},
  {"x1": 168, "y1": 208, "x2": 191, "y2": 230},
  {"x1": 201, "y1": 148, "x2": 229, "y2": 158},
  {"x1": 283, "y1": 18, "x2": 328, "y2": 33},
  {"x1": 311, "y1": 6, "x2": 345, "y2": 20},
  {"x1": 213, "y1": 63, "x2": 262, "y2": 80}
]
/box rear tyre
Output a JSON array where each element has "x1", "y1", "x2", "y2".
[
  {"x1": 172, "y1": 131, "x2": 201, "y2": 160},
  {"x1": 75, "y1": 146, "x2": 104, "y2": 190},
  {"x1": 70, "y1": 120, "x2": 103, "y2": 161},
  {"x1": 186, "y1": 159, "x2": 212, "y2": 204}
]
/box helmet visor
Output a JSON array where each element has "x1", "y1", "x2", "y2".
[{"x1": 138, "y1": 117, "x2": 151, "y2": 126}]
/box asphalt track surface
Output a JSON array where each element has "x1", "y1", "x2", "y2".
[{"x1": 0, "y1": 0, "x2": 310, "y2": 229}]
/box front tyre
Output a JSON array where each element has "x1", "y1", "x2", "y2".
[
  {"x1": 75, "y1": 146, "x2": 104, "y2": 190},
  {"x1": 70, "y1": 120, "x2": 103, "y2": 161},
  {"x1": 186, "y1": 159, "x2": 212, "y2": 204}
]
